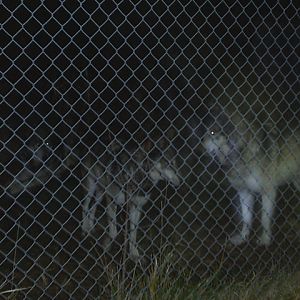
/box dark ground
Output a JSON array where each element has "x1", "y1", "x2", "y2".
[{"x1": 1, "y1": 158, "x2": 300, "y2": 299}]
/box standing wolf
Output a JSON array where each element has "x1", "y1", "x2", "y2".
[
  {"x1": 81, "y1": 138, "x2": 180, "y2": 260},
  {"x1": 203, "y1": 106, "x2": 300, "y2": 246}
]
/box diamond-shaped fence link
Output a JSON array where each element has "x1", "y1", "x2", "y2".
[{"x1": 1, "y1": 1, "x2": 300, "y2": 299}]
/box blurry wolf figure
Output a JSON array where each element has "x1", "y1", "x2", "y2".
[
  {"x1": 81, "y1": 138, "x2": 180, "y2": 261},
  {"x1": 5, "y1": 134, "x2": 57, "y2": 195},
  {"x1": 4, "y1": 130, "x2": 76, "y2": 196},
  {"x1": 203, "y1": 105, "x2": 300, "y2": 246}
]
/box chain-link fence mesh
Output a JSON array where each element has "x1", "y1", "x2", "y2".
[{"x1": 1, "y1": 1, "x2": 300, "y2": 299}]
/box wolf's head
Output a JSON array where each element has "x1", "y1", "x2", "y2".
[
  {"x1": 203, "y1": 118, "x2": 260, "y2": 166},
  {"x1": 5, "y1": 134, "x2": 53, "y2": 195},
  {"x1": 106, "y1": 138, "x2": 181, "y2": 188},
  {"x1": 4, "y1": 132, "x2": 70, "y2": 196},
  {"x1": 202, "y1": 101, "x2": 251, "y2": 165},
  {"x1": 149, "y1": 159, "x2": 181, "y2": 187},
  {"x1": 203, "y1": 128, "x2": 232, "y2": 164},
  {"x1": 146, "y1": 139, "x2": 181, "y2": 187}
]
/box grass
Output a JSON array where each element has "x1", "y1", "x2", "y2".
[
  {"x1": 197, "y1": 271, "x2": 300, "y2": 300},
  {"x1": 105, "y1": 268, "x2": 300, "y2": 300},
  {"x1": 1, "y1": 262, "x2": 299, "y2": 299},
  {"x1": 2, "y1": 222, "x2": 299, "y2": 299},
  {"x1": 99, "y1": 246, "x2": 300, "y2": 300},
  {"x1": 0, "y1": 287, "x2": 31, "y2": 299}
]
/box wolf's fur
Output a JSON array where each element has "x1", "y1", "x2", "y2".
[
  {"x1": 5, "y1": 134, "x2": 66, "y2": 195},
  {"x1": 203, "y1": 108, "x2": 300, "y2": 246},
  {"x1": 81, "y1": 139, "x2": 180, "y2": 260}
]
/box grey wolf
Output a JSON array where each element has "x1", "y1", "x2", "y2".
[
  {"x1": 81, "y1": 138, "x2": 180, "y2": 260},
  {"x1": 203, "y1": 106, "x2": 300, "y2": 246},
  {"x1": 4, "y1": 131, "x2": 76, "y2": 196},
  {"x1": 5, "y1": 134, "x2": 58, "y2": 195}
]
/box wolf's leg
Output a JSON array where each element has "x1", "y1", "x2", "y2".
[
  {"x1": 229, "y1": 190, "x2": 254, "y2": 245},
  {"x1": 106, "y1": 199, "x2": 118, "y2": 241},
  {"x1": 258, "y1": 188, "x2": 277, "y2": 246},
  {"x1": 128, "y1": 196, "x2": 148, "y2": 261},
  {"x1": 82, "y1": 175, "x2": 98, "y2": 235}
]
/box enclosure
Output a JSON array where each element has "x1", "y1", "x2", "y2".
[{"x1": 1, "y1": 1, "x2": 300, "y2": 299}]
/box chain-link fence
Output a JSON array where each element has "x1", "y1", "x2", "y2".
[{"x1": 1, "y1": 1, "x2": 300, "y2": 299}]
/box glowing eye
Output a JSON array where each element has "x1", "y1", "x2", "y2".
[{"x1": 210, "y1": 131, "x2": 215, "y2": 135}]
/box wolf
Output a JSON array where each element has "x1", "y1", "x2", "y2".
[
  {"x1": 4, "y1": 131, "x2": 75, "y2": 196},
  {"x1": 203, "y1": 106, "x2": 300, "y2": 246},
  {"x1": 5, "y1": 134, "x2": 56, "y2": 196},
  {"x1": 81, "y1": 138, "x2": 181, "y2": 260}
]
